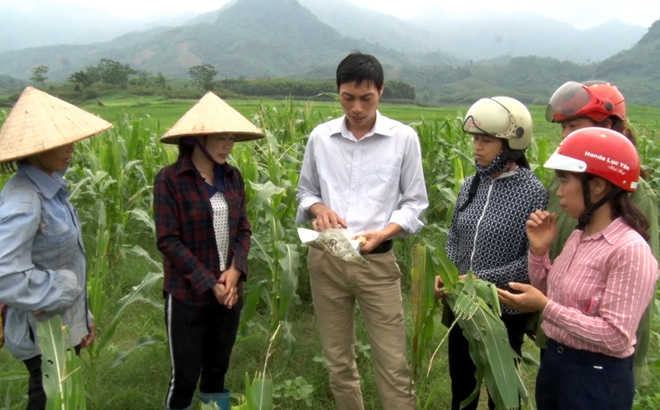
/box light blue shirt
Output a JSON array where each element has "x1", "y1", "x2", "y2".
[
  {"x1": 296, "y1": 111, "x2": 428, "y2": 236},
  {"x1": 0, "y1": 163, "x2": 89, "y2": 361}
]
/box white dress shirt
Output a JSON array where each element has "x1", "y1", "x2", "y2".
[{"x1": 296, "y1": 111, "x2": 428, "y2": 236}]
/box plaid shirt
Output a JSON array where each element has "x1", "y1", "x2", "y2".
[{"x1": 154, "y1": 155, "x2": 251, "y2": 306}]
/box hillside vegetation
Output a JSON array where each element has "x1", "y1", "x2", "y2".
[{"x1": 0, "y1": 0, "x2": 658, "y2": 105}]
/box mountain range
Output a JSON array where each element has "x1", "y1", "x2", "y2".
[{"x1": 0, "y1": 0, "x2": 658, "y2": 105}]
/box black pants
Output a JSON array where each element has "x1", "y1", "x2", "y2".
[
  {"x1": 23, "y1": 355, "x2": 47, "y2": 410},
  {"x1": 22, "y1": 345, "x2": 81, "y2": 410},
  {"x1": 536, "y1": 339, "x2": 634, "y2": 410},
  {"x1": 448, "y1": 312, "x2": 529, "y2": 410},
  {"x1": 164, "y1": 295, "x2": 242, "y2": 410}
]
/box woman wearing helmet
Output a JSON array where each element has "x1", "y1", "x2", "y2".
[
  {"x1": 541, "y1": 80, "x2": 659, "y2": 385},
  {"x1": 434, "y1": 97, "x2": 548, "y2": 410},
  {"x1": 498, "y1": 128, "x2": 658, "y2": 410}
]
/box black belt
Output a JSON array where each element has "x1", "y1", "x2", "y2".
[{"x1": 367, "y1": 240, "x2": 393, "y2": 254}]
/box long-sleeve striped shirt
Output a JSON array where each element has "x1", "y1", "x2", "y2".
[{"x1": 530, "y1": 218, "x2": 658, "y2": 358}]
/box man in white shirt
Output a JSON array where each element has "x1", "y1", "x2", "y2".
[{"x1": 296, "y1": 52, "x2": 428, "y2": 410}]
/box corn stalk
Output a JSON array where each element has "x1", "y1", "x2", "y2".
[{"x1": 409, "y1": 243, "x2": 438, "y2": 402}]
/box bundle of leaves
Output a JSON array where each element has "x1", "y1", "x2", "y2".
[{"x1": 434, "y1": 246, "x2": 529, "y2": 410}]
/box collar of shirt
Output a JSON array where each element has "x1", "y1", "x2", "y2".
[
  {"x1": 328, "y1": 111, "x2": 394, "y2": 141},
  {"x1": 203, "y1": 164, "x2": 226, "y2": 197},
  {"x1": 173, "y1": 155, "x2": 234, "y2": 179},
  {"x1": 18, "y1": 163, "x2": 67, "y2": 199},
  {"x1": 579, "y1": 217, "x2": 628, "y2": 246}
]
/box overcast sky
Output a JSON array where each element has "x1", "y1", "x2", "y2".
[{"x1": 4, "y1": 0, "x2": 660, "y2": 29}]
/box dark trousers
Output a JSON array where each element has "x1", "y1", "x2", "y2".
[
  {"x1": 23, "y1": 355, "x2": 47, "y2": 410},
  {"x1": 22, "y1": 346, "x2": 81, "y2": 410},
  {"x1": 164, "y1": 295, "x2": 242, "y2": 410},
  {"x1": 448, "y1": 312, "x2": 528, "y2": 410},
  {"x1": 535, "y1": 339, "x2": 635, "y2": 410}
]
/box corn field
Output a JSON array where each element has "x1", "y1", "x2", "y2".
[{"x1": 0, "y1": 99, "x2": 659, "y2": 409}]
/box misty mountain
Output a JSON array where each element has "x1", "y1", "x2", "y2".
[
  {"x1": 0, "y1": 0, "x2": 193, "y2": 53},
  {"x1": 589, "y1": 19, "x2": 660, "y2": 106},
  {"x1": 0, "y1": 0, "x2": 456, "y2": 82},
  {"x1": 0, "y1": 0, "x2": 658, "y2": 106},
  {"x1": 410, "y1": 9, "x2": 646, "y2": 63}
]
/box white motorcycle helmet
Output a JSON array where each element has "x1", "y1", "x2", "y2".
[{"x1": 462, "y1": 96, "x2": 533, "y2": 162}]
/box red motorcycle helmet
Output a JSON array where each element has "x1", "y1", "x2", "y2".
[
  {"x1": 546, "y1": 81, "x2": 627, "y2": 123},
  {"x1": 544, "y1": 127, "x2": 640, "y2": 192}
]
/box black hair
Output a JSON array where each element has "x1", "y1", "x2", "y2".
[
  {"x1": 336, "y1": 52, "x2": 384, "y2": 92},
  {"x1": 555, "y1": 170, "x2": 648, "y2": 237},
  {"x1": 176, "y1": 141, "x2": 195, "y2": 163},
  {"x1": 611, "y1": 190, "x2": 650, "y2": 241}
]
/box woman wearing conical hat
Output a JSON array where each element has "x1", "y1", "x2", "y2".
[
  {"x1": 154, "y1": 92, "x2": 263, "y2": 410},
  {"x1": 0, "y1": 87, "x2": 112, "y2": 410}
]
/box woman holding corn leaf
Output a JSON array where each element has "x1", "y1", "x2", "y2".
[
  {"x1": 434, "y1": 96, "x2": 547, "y2": 410},
  {"x1": 498, "y1": 128, "x2": 658, "y2": 410}
]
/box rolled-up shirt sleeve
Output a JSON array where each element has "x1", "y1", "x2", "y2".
[{"x1": 0, "y1": 189, "x2": 82, "y2": 313}]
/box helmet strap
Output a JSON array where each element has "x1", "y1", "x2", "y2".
[
  {"x1": 576, "y1": 174, "x2": 622, "y2": 230},
  {"x1": 457, "y1": 174, "x2": 480, "y2": 213}
]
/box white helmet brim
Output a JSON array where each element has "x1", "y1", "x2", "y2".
[{"x1": 544, "y1": 152, "x2": 588, "y2": 173}]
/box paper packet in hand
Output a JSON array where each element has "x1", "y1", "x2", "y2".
[{"x1": 298, "y1": 228, "x2": 369, "y2": 265}]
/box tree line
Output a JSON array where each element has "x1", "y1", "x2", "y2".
[{"x1": 26, "y1": 61, "x2": 416, "y2": 101}]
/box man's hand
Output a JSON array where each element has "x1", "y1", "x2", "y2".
[
  {"x1": 354, "y1": 230, "x2": 388, "y2": 253},
  {"x1": 309, "y1": 203, "x2": 347, "y2": 232}
]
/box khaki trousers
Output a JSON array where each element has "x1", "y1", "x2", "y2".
[{"x1": 308, "y1": 247, "x2": 417, "y2": 410}]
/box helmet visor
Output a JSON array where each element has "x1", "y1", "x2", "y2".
[
  {"x1": 545, "y1": 81, "x2": 592, "y2": 123},
  {"x1": 544, "y1": 151, "x2": 588, "y2": 173}
]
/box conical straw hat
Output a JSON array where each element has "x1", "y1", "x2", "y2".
[
  {"x1": 0, "y1": 86, "x2": 112, "y2": 163},
  {"x1": 161, "y1": 92, "x2": 264, "y2": 144}
]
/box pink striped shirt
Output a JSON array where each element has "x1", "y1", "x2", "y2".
[{"x1": 530, "y1": 218, "x2": 658, "y2": 358}]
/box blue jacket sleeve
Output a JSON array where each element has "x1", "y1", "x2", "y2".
[{"x1": 0, "y1": 188, "x2": 82, "y2": 313}]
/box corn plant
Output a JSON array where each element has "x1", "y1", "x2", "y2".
[
  {"x1": 63, "y1": 115, "x2": 169, "y2": 409},
  {"x1": 409, "y1": 243, "x2": 440, "y2": 407},
  {"x1": 233, "y1": 100, "x2": 317, "y2": 362}
]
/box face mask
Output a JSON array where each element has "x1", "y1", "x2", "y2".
[{"x1": 475, "y1": 150, "x2": 508, "y2": 177}]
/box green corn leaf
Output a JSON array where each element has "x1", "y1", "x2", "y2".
[
  {"x1": 37, "y1": 316, "x2": 86, "y2": 410},
  {"x1": 429, "y1": 248, "x2": 529, "y2": 410}
]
